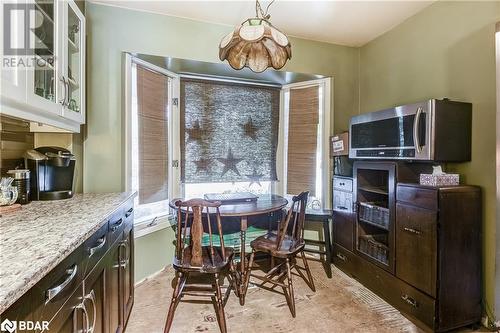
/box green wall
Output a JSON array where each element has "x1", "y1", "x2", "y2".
[
  {"x1": 84, "y1": 3, "x2": 359, "y2": 193},
  {"x1": 134, "y1": 227, "x2": 176, "y2": 283},
  {"x1": 85, "y1": 3, "x2": 359, "y2": 280},
  {"x1": 359, "y1": 1, "x2": 500, "y2": 315}
]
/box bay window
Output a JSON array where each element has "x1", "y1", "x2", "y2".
[{"x1": 125, "y1": 54, "x2": 331, "y2": 232}]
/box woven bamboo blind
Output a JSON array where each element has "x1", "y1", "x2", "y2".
[
  {"x1": 136, "y1": 65, "x2": 169, "y2": 204},
  {"x1": 287, "y1": 86, "x2": 319, "y2": 196}
]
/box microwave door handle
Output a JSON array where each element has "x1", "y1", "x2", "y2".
[{"x1": 413, "y1": 107, "x2": 423, "y2": 153}]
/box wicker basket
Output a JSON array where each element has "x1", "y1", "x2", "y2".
[
  {"x1": 359, "y1": 202, "x2": 389, "y2": 229},
  {"x1": 358, "y1": 234, "x2": 389, "y2": 264}
]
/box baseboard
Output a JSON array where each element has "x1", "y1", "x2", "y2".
[{"x1": 135, "y1": 265, "x2": 172, "y2": 287}]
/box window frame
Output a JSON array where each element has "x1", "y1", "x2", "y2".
[
  {"x1": 277, "y1": 78, "x2": 332, "y2": 209},
  {"x1": 124, "y1": 54, "x2": 181, "y2": 233}
]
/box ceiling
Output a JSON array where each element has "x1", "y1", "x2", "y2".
[{"x1": 92, "y1": 1, "x2": 434, "y2": 47}]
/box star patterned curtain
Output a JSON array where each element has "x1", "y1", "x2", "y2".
[{"x1": 180, "y1": 78, "x2": 280, "y2": 184}]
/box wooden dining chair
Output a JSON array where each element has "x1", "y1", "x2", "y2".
[
  {"x1": 164, "y1": 199, "x2": 237, "y2": 333},
  {"x1": 242, "y1": 191, "x2": 315, "y2": 317}
]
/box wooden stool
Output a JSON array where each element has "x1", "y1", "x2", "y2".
[{"x1": 304, "y1": 209, "x2": 333, "y2": 278}]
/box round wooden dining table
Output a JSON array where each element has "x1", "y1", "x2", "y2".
[{"x1": 169, "y1": 194, "x2": 288, "y2": 304}]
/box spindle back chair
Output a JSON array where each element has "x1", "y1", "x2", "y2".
[
  {"x1": 164, "y1": 199, "x2": 236, "y2": 333},
  {"x1": 242, "y1": 191, "x2": 315, "y2": 316}
]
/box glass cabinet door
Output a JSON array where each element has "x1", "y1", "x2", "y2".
[
  {"x1": 27, "y1": 0, "x2": 62, "y2": 114},
  {"x1": 62, "y1": 0, "x2": 85, "y2": 123},
  {"x1": 0, "y1": 0, "x2": 27, "y2": 103}
]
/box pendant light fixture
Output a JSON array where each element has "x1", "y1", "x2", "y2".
[{"x1": 219, "y1": 0, "x2": 292, "y2": 73}]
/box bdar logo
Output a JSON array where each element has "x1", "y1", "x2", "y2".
[{"x1": 0, "y1": 319, "x2": 16, "y2": 333}]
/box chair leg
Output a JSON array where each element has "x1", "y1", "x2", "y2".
[
  {"x1": 164, "y1": 272, "x2": 187, "y2": 333},
  {"x1": 242, "y1": 249, "x2": 255, "y2": 306},
  {"x1": 211, "y1": 296, "x2": 221, "y2": 328},
  {"x1": 301, "y1": 251, "x2": 316, "y2": 292},
  {"x1": 214, "y1": 273, "x2": 228, "y2": 333},
  {"x1": 323, "y1": 220, "x2": 333, "y2": 278},
  {"x1": 283, "y1": 258, "x2": 296, "y2": 318},
  {"x1": 229, "y1": 260, "x2": 240, "y2": 299}
]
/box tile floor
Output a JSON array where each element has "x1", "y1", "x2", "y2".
[{"x1": 126, "y1": 259, "x2": 487, "y2": 333}]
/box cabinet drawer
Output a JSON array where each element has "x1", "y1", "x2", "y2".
[
  {"x1": 333, "y1": 177, "x2": 353, "y2": 192},
  {"x1": 82, "y1": 222, "x2": 109, "y2": 277},
  {"x1": 352, "y1": 252, "x2": 436, "y2": 330},
  {"x1": 395, "y1": 280, "x2": 436, "y2": 329},
  {"x1": 396, "y1": 203, "x2": 437, "y2": 297},
  {"x1": 32, "y1": 245, "x2": 84, "y2": 324},
  {"x1": 332, "y1": 245, "x2": 357, "y2": 275},
  {"x1": 397, "y1": 185, "x2": 437, "y2": 211},
  {"x1": 108, "y1": 207, "x2": 126, "y2": 246},
  {"x1": 124, "y1": 206, "x2": 134, "y2": 233}
]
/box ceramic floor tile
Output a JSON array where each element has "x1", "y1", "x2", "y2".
[{"x1": 126, "y1": 259, "x2": 486, "y2": 333}]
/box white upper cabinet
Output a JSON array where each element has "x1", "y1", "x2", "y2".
[
  {"x1": 0, "y1": 0, "x2": 28, "y2": 104},
  {"x1": 0, "y1": 0, "x2": 85, "y2": 132},
  {"x1": 60, "y1": 0, "x2": 85, "y2": 123}
]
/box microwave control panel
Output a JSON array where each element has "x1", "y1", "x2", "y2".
[{"x1": 355, "y1": 148, "x2": 416, "y2": 158}]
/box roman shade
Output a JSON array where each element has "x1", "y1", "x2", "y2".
[
  {"x1": 136, "y1": 65, "x2": 169, "y2": 204},
  {"x1": 287, "y1": 85, "x2": 319, "y2": 196},
  {"x1": 180, "y1": 78, "x2": 280, "y2": 184}
]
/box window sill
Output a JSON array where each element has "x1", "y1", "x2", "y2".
[{"x1": 134, "y1": 213, "x2": 175, "y2": 238}]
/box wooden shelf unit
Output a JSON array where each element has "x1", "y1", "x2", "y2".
[{"x1": 332, "y1": 161, "x2": 482, "y2": 332}]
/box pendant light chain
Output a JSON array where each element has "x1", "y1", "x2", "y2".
[{"x1": 255, "y1": 0, "x2": 275, "y2": 20}]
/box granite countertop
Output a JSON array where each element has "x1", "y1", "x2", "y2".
[{"x1": 0, "y1": 192, "x2": 137, "y2": 314}]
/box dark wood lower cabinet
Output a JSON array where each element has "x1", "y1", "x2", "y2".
[
  {"x1": 84, "y1": 259, "x2": 107, "y2": 333},
  {"x1": 108, "y1": 238, "x2": 124, "y2": 333},
  {"x1": 0, "y1": 199, "x2": 135, "y2": 333},
  {"x1": 396, "y1": 203, "x2": 437, "y2": 297},
  {"x1": 45, "y1": 286, "x2": 85, "y2": 333},
  {"x1": 332, "y1": 210, "x2": 355, "y2": 251},
  {"x1": 107, "y1": 207, "x2": 135, "y2": 333},
  {"x1": 122, "y1": 220, "x2": 135, "y2": 327},
  {"x1": 333, "y1": 183, "x2": 481, "y2": 332}
]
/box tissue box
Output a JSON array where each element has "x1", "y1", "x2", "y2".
[{"x1": 419, "y1": 173, "x2": 459, "y2": 186}]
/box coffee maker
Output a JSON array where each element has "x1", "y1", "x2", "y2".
[{"x1": 25, "y1": 146, "x2": 75, "y2": 200}]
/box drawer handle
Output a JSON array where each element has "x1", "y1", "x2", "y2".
[
  {"x1": 74, "y1": 302, "x2": 89, "y2": 332},
  {"x1": 119, "y1": 240, "x2": 129, "y2": 269},
  {"x1": 111, "y1": 218, "x2": 123, "y2": 232},
  {"x1": 89, "y1": 236, "x2": 106, "y2": 257},
  {"x1": 119, "y1": 259, "x2": 129, "y2": 269},
  {"x1": 336, "y1": 253, "x2": 347, "y2": 262},
  {"x1": 401, "y1": 294, "x2": 418, "y2": 308},
  {"x1": 84, "y1": 289, "x2": 97, "y2": 333},
  {"x1": 125, "y1": 208, "x2": 134, "y2": 218},
  {"x1": 403, "y1": 227, "x2": 421, "y2": 235},
  {"x1": 45, "y1": 265, "x2": 78, "y2": 303}
]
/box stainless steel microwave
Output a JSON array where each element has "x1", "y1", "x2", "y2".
[{"x1": 349, "y1": 99, "x2": 472, "y2": 162}]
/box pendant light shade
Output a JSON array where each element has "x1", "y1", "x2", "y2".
[{"x1": 219, "y1": 2, "x2": 292, "y2": 73}]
